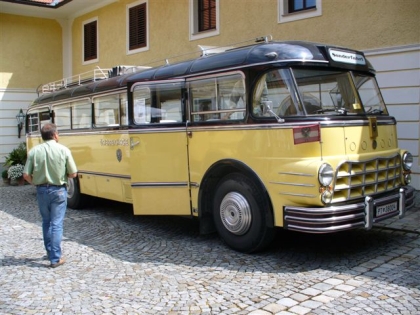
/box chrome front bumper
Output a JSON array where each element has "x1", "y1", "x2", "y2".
[{"x1": 284, "y1": 186, "x2": 416, "y2": 233}]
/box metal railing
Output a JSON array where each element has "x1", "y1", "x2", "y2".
[{"x1": 37, "y1": 66, "x2": 110, "y2": 95}]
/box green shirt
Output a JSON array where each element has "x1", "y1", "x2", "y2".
[{"x1": 24, "y1": 140, "x2": 77, "y2": 186}]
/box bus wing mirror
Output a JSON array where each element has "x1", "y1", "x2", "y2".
[{"x1": 261, "y1": 100, "x2": 284, "y2": 123}]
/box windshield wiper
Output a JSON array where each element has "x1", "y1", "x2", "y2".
[{"x1": 366, "y1": 108, "x2": 384, "y2": 115}]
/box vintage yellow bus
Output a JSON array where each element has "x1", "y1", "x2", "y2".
[{"x1": 26, "y1": 39, "x2": 415, "y2": 252}]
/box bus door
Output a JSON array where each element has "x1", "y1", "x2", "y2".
[{"x1": 129, "y1": 80, "x2": 191, "y2": 215}]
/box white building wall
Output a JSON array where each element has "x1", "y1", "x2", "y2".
[
  {"x1": 0, "y1": 88, "x2": 36, "y2": 168},
  {"x1": 365, "y1": 45, "x2": 420, "y2": 190}
]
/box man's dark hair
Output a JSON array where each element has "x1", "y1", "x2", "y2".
[{"x1": 41, "y1": 123, "x2": 57, "y2": 141}]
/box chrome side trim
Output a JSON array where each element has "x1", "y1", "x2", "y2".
[
  {"x1": 279, "y1": 192, "x2": 316, "y2": 198},
  {"x1": 78, "y1": 171, "x2": 130, "y2": 179},
  {"x1": 270, "y1": 181, "x2": 315, "y2": 187},
  {"x1": 278, "y1": 172, "x2": 314, "y2": 177},
  {"x1": 131, "y1": 182, "x2": 189, "y2": 188}
]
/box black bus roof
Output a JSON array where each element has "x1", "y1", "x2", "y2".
[{"x1": 31, "y1": 41, "x2": 374, "y2": 106}]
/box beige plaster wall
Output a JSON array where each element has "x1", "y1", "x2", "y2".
[
  {"x1": 0, "y1": 13, "x2": 62, "y2": 89},
  {"x1": 71, "y1": 0, "x2": 420, "y2": 76}
]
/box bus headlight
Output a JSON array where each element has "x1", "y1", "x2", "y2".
[
  {"x1": 402, "y1": 151, "x2": 413, "y2": 171},
  {"x1": 318, "y1": 163, "x2": 334, "y2": 186}
]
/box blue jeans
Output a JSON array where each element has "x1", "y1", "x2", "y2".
[{"x1": 36, "y1": 185, "x2": 67, "y2": 264}]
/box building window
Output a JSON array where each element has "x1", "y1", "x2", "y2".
[
  {"x1": 278, "y1": 0, "x2": 321, "y2": 23},
  {"x1": 127, "y1": 0, "x2": 149, "y2": 54},
  {"x1": 83, "y1": 18, "x2": 98, "y2": 64},
  {"x1": 288, "y1": 0, "x2": 316, "y2": 13},
  {"x1": 190, "y1": 0, "x2": 219, "y2": 41},
  {"x1": 199, "y1": 0, "x2": 216, "y2": 32}
]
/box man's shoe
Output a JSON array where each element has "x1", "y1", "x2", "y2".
[{"x1": 50, "y1": 258, "x2": 65, "y2": 268}]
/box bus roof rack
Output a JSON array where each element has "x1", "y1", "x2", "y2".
[
  {"x1": 38, "y1": 66, "x2": 111, "y2": 95},
  {"x1": 198, "y1": 45, "x2": 234, "y2": 56},
  {"x1": 108, "y1": 65, "x2": 151, "y2": 78},
  {"x1": 198, "y1": 35, "x2": 273, "y2": 57},
  {"x1": 36, "y1": 35, "x2": 273, "y2": 95}
]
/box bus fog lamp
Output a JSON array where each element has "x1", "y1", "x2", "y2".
[
  {"x1": 404, "y1": 173, "x2": 411, "y2": 185},
  {"x1": 321, "y1": 190, "x2": 333, "y2": 204},
  {"x1": 318, "y1": 163, "x2": 333, "y2": 186},
  {"x1": 402, "y1": 152, "x2": 413, "y2": 170}
]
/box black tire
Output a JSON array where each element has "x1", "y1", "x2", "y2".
[
  {"x1": 67, "y1": 177, "x2": 88, "y2": 209},
  {"x1": 213, "y1": 173, "x2": 276, "y2": 253}
]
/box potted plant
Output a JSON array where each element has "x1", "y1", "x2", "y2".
[
  {"x1": 7, "y1": 164, "x2": 25, "y2": 186},
  {"x1": 3, "y1": 142, "x2": 27, "y2": 167},
  {"x1": 2, "y1": 169, "x2": 9, "y2": 185}
]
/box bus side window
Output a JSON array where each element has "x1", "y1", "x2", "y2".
[
  {"x1": 94, "y1": 94, "x2": 120, "y2": 127},
  {"x1": 253, "y1": 70, "x2": 300, "y2": 117},
  {"x1": 27, "y1": 109, "x2": 50, "y2": 133},
  {"x1": 132, "y1": 82, "x2": 183, "y2": 124},
  {"x1": 54, "y1": 105, "x2": 71, "y2": 130},
  {"x1": 72, "y1": 99, "x2": 92, "y2": 129},
  {"x1": 190, "y1": 73, "x2": 246, "y2": 122},
  {"x1": 27, "y1": 112, "x2": 40, "y2": 132}
]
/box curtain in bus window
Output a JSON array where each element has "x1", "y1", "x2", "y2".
[
  {"x1": 120, "y1": 94, "x2": 129, "y2": 125},
  {"x1": 54, "y1": 106, "x2": 71, "y2": 130},
  {"x1": 155, "y1": 83, "x2": 183, "y2": 123},
  {"x1": 72, "y1": 100, "x2": 92, "y2": 129},
  {"x1": 94, "y1": 94, "x2": 120, "y2": 127},
  {"x1": 133, "y1": 87, "x2": 151, "y2": 124}
]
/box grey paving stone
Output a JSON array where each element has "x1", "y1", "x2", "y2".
[{"x1": 0, "y1": 185, "x2": 419, "y2": 314}]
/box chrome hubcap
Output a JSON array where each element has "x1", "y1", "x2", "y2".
[{"x1": 220, "y1": 192, "x2": 252, "y2": 235}]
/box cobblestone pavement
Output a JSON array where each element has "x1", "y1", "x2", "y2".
[{"x1": 1, "y1": 184, "x2": 419, "y2": 315}]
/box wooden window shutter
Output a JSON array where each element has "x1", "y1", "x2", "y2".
[
  {"x1": 198, "y1": 0, "x2": 216, "y2": 32},
  {"x1": 84, "y1": 21, "x2": 97, "y2": 61},
  {"x1": 129, "y1": 3, "x2": 147, "y2": 50}
]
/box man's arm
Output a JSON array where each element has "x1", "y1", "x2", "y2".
[
  {"x1": 23, "y1": 173, "x2": 32, "y2": 184},
  {"x1": 68, "y1": 172, "x2": 77, "y2": 179}
]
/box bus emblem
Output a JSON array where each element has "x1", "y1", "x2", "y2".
[{"x1": 116, "y1": 149, "x2": 122, "y2": 162}]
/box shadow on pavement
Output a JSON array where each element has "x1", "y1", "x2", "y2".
[{"x1": 1, "y1": 185, "x2": 419, "y2": 290}]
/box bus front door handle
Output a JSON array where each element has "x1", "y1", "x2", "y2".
[{"x1": 130, "y1": 139, "x2": 140, "y2": 150}]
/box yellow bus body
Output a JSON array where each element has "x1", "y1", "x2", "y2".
[{"x1": 25, "y1": 40, "x2": 415, "y2": 253}]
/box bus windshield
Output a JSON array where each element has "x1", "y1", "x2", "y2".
[{"x1": 253, "y1": 68, "x2": 387, "y2": 118}]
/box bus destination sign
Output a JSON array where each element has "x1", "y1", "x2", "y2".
[{"x1": 329, "y1": 49, "x2": 366, "y2": 65}]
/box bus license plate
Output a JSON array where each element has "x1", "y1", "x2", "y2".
[{"x1": 376, "y1": 201, "x2": 398, "y2": 217}]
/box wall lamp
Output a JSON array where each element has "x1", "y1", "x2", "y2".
[{"x1": 16, "y1": 109, "x2": 25, "y2": 138}]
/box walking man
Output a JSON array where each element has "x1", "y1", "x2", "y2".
[{"x1": 23, "y1": 123, "x2": 78, "y2": 268}]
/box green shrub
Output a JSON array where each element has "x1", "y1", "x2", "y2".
[{"x1": 4, "y1": 142, "x2": 27, "y2": 167}]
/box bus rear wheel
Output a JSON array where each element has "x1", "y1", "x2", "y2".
[
  {"x1": 67, "y1": 177, "x2": 87, "y2": 209},
  {"x1": 213, "y1": 173, "x2": 275, "y2": 253}
]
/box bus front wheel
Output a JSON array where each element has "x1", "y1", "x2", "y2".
[
  {"x1": 213, "y1": 173, "x2": 275, "y2": 253},
  {"x1": 67, "y1": 177, "x2": 87, "y2": 209}
]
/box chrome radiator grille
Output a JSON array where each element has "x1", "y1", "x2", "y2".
[{"x1": 332, "y1": 154, "x2": 402, "y2": 203}]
